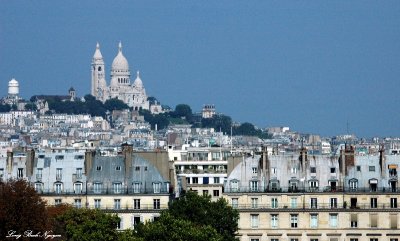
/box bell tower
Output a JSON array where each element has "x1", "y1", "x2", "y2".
[{"x1": 91, "y1": 42, "x2": 107, "y2": 101}]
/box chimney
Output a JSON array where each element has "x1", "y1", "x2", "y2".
[
  {"x1": 6, "y1": 151, "x2": 13, "y2": 174},
  {"x1": 84, "y1": 150, "x2": 95, "y2": 175},
  {"x1": 379, "y1": 145, "x2": 385, "y2": 177},
  {"x1": 122, "y1": 143, "x2": 133, "y2": 177},
  {"x1": 26, "y1": 149, "x2": 35, "y2": 178}
]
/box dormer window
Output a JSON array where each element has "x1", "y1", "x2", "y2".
[
  {"x1": 96, "y1": 166, "x2": 102, "y2": 171},
  {"x1": 252, "y1": 167, "x2": 257, "y2": 174},
  {"x1": 153, "y1": 183, "x2": 161, "y2": 193},
  {"x1": 115, "y1": 166, "x2": 121, "y2": 171},
  {"x1": 113, "y1": 183, "x2": 122, "y2": 194}
]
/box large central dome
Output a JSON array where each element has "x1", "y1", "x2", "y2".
[{"x1": 111, "y1": 42, "x2": 129, "y2": 72}]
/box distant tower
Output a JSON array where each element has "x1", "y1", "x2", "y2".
[
  {"x1": 69, "y1": 87, "x2": 76, "y2": 101},
  {"x1": 202, "y1": 104, "x2": 216, "y2": 119},
  {"x1": 91, "y1": 42, "x2": 107, "y2": 102},
  {"x1": 8, "y1": 78, "x2": 19, "y2": 97}
]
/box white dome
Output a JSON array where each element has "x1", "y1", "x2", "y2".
[
  {"x1": 8, "y1": 78, "x2": 19, "y2": 95},
  {"x1": 133, "y1": 71, "x2": 143, "y2": 88},
  {"x1": 111, "y1": 42, "x2": 129, "y2": 71}
]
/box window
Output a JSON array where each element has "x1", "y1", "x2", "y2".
[
  {"x1": 310, "y1": 167, "x2": 316, "y2": 173},
  {"x1": 153, "y1": 183, "x2": 161, "y2": 193},
  {"x1": 114, "y1": 199, "x2": 121, "y2": 210},
  {"x1": 134, "y1": 199, "x2": 140, "y2": 210},
  {"x1": 213, "y1": 190, "x2": 220, "y2": 197},
  {"x1": 117, "y1": 217, "x2": 123, "y2": 229},
  {"x1": 192, "y1": 177, "x2": 198, "y2": 184},
  {"x1": 271, "y1": 214, "x2": 278, "y2": 228},
  {"x1": 291, "y1": 198, "x2": 297, "y2": 208},
  {"x1": 133, "y1": 182, "x2": 141, "y2": 193},
  {"x1": 96, "y1": 166, "x2": 102, "y2": 171},
  {"x1": 271, "y1": 239, "x2": 279, "y2": 241},
  {"x1": 330, "y1": 167, "x2": 336, "y2": 173},
  {"x1": 350, "y1": 239, "x2": 358, "y2": 241},
  {"x1": 251, "y1": 198, "x2": 259, "y2": 208},
  {"x1": 271, "y1": 167, "x2": 277, "y2": 174},
  {"x1": 369, "y1": 166, "x2": 376, "y2": 172},
  {"x1": 252, "y1": 167, "x2": 257, "y2": 174},
  {"x1": 251, "y1": 214, "x2": 259, "y2": 228},
  {"x1": 290, "y1": 214, "x2": 298, "y2": 228},
  {"x1": 115, "y1": 166, "x2": 121, "y2": 171},
  {"x1": 76, "y1": 168, "x2": 82, "y2": 178},
  {"x1": 55, "y1": 199, "x2": 62, "y2": 205},
  {"x1": 56, "y1": 168, "x2": 62, "y2": 180},
  {"x1": 133, "y1": 216, "x2": 141, "y2": 226},
  {"x1": 310, "y1": 198, "x2": 318, "y2": 208},
  {"x1": 232, "y1": 198, "x2": 238, "y2": 208},
  {"x1": 55, "y1": 155, "x2": 64, "y2": 160},
  {"x1": 329, "y1": 213, "x2": 338, "y2": 227},
  {"x1": 250, "y1": 181, "x2": 258, "y2": 191},
  {"x1": 18, "y1": 168, "x2": 23, "y2": 178},
  {"x1": 330, "y1": 198, "x2": 337, "y2": 208},
  {"x1": 94, "y1": 199, "x2": 101, "y2": 209},
  {"x1": 291, "y1": 167, "x2": 297, "y2": 174},
  {"x1": 54, "y1": 183, "x2": 62, "y2": 194},
  {"x1": 153, "y1": 199, "x2": 160, "y2": 209},
  {"x1": 390, "y1": 214, "x2": 398, "y2": 229},
  {"x1": 370, "y1": 214, "x2": 377, "y2": 228},
  {"x1": 250, "y1": 239, "x2": 260, "y2": 241},
  {"x1": 203, "y1": 190, "x2": 209, "y2": 196},
  {"x1": 389, "y1": 167, "x2": 397, "y2": 176},
  {"x1": 93, "y1": 183, "x2": 102, "y2": 194},
  {"x1": 370, "y1": 198, "x2": 377, "y2": 208},
  {"x1": 36, "y1": 168, "x2": 43, "y2": 180},
  {"x1": 351, "y1": 214, "x2": 358, "y2": 228},
  {"x1": 230, "y1": 180, "x2": 238, "y2": 192},
  {"x1": 370, "y1": 239, "x2": 378, "y2": 241},
  {"x1": 309, "y1": 180, "x2": 318, "y2": 190},
  {"x1": 290, "y1": 239, "x2": 298, "y2": 241},
  {"x1": 35, "y1": 183, "x2": 43, "y2": 193},
  {"x1": 349, "y1": 179, "x2": 358, "y2": 190},
  {"x1": 113, "y1": 183, "x2": 122, "y2": 194},
  {"x1": 310, "y1": 239, "x2": 318, "y2": 241},
  {"x1": 391, "y1": 198, "x2": 398, "y2": 208},
  {"x1": 214, "y1": 177, "x2": 220, "y2": 184},
  {"x1": 390, "y1": 239, "x2": 398, "y2": 241},
  {"x1": 310, "y1": 214, "x2": 318, "y2": 228},
  {"x1": 135, "y1": 166, "x2": 140, "y2": 171},
  {"x1": 356, "y1": 166, "x2": 361, "y2": 171},
  {"x1": 74, "y1": 199, "x2": 82, "y2": 208},
  {"x1": 74, "y1": 182, "x2": 82, "y2": 193},
  {"x1": 271, "y1": 198, "x2": 278, "y2": 208}
]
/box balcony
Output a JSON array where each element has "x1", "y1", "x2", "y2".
[{"x1": 230, "y1": 203, "x2": 399, "y2": 211}]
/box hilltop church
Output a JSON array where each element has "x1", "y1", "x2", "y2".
[{"x1": 91, "y1": 42, "x2": 150, "y2": 110}]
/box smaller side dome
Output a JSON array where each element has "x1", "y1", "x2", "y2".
[{"x1": 133, "y1": 71, "x2": 143, "y2": 88}]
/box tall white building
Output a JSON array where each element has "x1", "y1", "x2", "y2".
[{"x1": 91, "y1": 42, "x2": 149, "y2": 110}]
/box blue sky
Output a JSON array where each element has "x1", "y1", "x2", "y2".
[{"x1": 1, "y1": 1, "x2": 399, "y2": 137}]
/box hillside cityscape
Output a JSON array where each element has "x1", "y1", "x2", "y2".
[{"x1": 0, "y1": 41, "x2": 400, "y2": 240}]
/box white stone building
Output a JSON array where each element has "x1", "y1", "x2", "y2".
[{"x1": 91, "y1": 42, "x2": 150, "y2": 111}]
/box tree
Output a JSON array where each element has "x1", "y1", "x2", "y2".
[
  {"x1": 104, "y1": 98, "x2": 129, "y2": 111},
  {"x1": 56, "y1": 208, "x2": 120, "y2": 241},
  {"x1": 135, "y1": 212, "x2": 223, "y2": 241},
  {"x1": 167, "y1": 191, "x2": 239, "y2": 241},
  {"x1": 0, "y1": 104, "x2": 11, "y2": 112},
  {"x1": 25, "y1": 102, "x2": 37, "y2": 111},
  {"x1": 172, "y1": 104, "x2": 193, "y2": 122},
  {"x1": 0, "y1": 179, "x2": 49, "y2": 241}
]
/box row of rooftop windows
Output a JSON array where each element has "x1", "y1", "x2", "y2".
[
  {"x1": 54, "y1": 198, "x2": 164, "y2": 210},
  {"x1": 34, "y1": 181, "x2": 169, "y2": 194}
]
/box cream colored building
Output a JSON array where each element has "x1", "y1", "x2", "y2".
[{"x1": 223, "y1": 146, "x2": 400, "y2": 241}]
